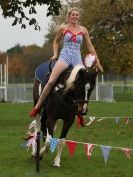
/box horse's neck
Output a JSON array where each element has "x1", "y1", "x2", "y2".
[{"x1": 57, "y1": 67, "x2": 73, "y2": 85}]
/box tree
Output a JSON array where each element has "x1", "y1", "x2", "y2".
[
  {"x1": 9, "y1": 56, "x2": 27, "y2": 83},
  {"x1": 112, "y1": 42, "x2": 133, "y2": 84},
  {"x1": 6, "y1": 44, "x2": 23, "y2": 56},
  {"x1": 80, "y1": 0, "x2": 133, "y2": 75},
  {"x1": 0, "y1": 0, "x2": 61, "y2": 30},
  {"x1": 0, "y1": 52, "x2": 6, "y2": 64}
]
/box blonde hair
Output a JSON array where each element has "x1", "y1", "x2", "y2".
[{"x1": 65, "y1": 7, "x2": 80, "y2": 24}]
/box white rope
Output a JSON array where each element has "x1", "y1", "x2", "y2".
[
  {"x1": 64, "y1": 139, "x2": 133, "y2": 151},
  {"x1": 84, "y1": 116, "x2": 133, "y2": 119}
]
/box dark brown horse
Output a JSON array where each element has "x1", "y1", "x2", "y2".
[{"x1": 31, "y1": 61, "x2": 98, "y2": 167}]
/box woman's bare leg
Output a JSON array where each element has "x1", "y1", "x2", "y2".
[{"x1": 33, "y1": 60, "x2": 68, "y2": 111}]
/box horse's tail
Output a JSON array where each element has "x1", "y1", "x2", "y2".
[{"x1": 33, "y1": 78, "x2": 41, "y2": 106}]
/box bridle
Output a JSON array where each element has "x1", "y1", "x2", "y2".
[
  {"x1": 54, "y1": 78, "x2": 89, "y2": 111},
  {"x1": 55, "y1": 89, "x2": 78, "y2": 110}
]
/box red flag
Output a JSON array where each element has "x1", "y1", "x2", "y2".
[
  {"x1": 84, "y1": 144, "x2": 94, "y2": 160},
  {"x1": 125, "y1": 117, "x2": 130, "y2": 125},
  {"x1": 66, "y1": 141, "x2": 77, "y2": 156},
  {"x1": 121, "y1": 148, "x2": 132, "y2": 159},
  {"x1": 76, "y1": 114, "x2": 84, "y2": 128}
]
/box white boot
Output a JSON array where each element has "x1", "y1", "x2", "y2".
[{"x1": 54, "y1": 138, "x2": 66, "y2": 167}]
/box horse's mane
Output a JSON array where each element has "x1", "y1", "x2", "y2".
[{"x1": 56, "y1": 65, "x2": 85, "y2": 92}]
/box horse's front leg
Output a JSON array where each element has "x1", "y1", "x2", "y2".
[
  {"x1": 53, "y1": 138, "x2": 66, "y2": 167},
  {"x1": 39, "y1": 129, "x2": 51, "y2": 157},
  {"x1": 40, "y1": 116, "x2": 56, "y2": 157},
  {"x1": 54, "y1": 116, "x2": 75, "y2": 167}
]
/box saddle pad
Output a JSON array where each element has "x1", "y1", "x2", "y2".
[{"x1": 35, "y1": 61, "x2": 55, "y2": 83}]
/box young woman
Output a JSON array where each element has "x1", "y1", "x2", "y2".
[{"x1": 30, "y1": 7, "x2": 103, "y2": 117}]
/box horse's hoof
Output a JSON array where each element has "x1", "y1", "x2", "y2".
[
  {"x1": 31, "y1": 155, "x2": 43, "y2": 161},
  {"x1": 31, "y1": 155, "x2": 36, "y2": 161},
  {"x1": 39, "y1": 156, "x2": 43, "y2": 161},
  {"x1": 53, "y1": 163, "x2": 61, "y2": 168}
]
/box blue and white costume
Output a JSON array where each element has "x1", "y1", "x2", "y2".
[{"x1": 58, "y1": 29, "x2": 84, "y2": 67}]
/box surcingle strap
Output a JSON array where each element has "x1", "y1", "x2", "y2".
[{"x1": 65, "y1": 65, "x2": 85, "y2": 91}]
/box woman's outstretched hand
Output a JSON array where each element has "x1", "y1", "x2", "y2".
[{"x1": 93, "y1": 60, "x2": 103, "y2": 72}]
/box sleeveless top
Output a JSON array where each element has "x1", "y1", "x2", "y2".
[
  {"x1": 58, "y1": 26, "x2": 85, "y2": 67},
  {"x1": 63, "y1": 28, "x2": 84, "y2": 50}
]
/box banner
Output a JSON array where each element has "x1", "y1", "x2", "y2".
[{"x1": 66, "y1": 141, "x2": 77, "y2": 156}]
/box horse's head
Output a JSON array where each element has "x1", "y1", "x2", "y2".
[
  {"x1": 76, "y1": 68, "x2": 98, "y2": 87},
  {"x1": 54, "y1": 66, "x2": 98, "y2": 115},
  {"x1": 75, "y1": 68, "x2": 98, "y2": 114},
  {"x1": 64, "y1": 67, "x2": 98, "y2": 115}
]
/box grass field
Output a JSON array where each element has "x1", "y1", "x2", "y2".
[{"x1": 0, "y1": 102, "x2": 133, "y2": 177}]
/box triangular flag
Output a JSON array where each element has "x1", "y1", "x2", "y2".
[
  {"x1": 121, "y1": 148, "x2": 131, "y2": 159},
  {"x1": 66, "y1": 141, "x2": 77, "y2": 156},
  {"x1": 125, "y1": 117, "x2": 130, "y2": 125},
  {"x1": 20, "y1": 142, "x2": 28, "y2": 148},
  {"x1": 84, "y1": 143, "x2": 94, "y2": 160},
  {"x1": 101, "y1": 145, "x2": 112, "y2": 164},
  {"x1": 115, "y1": 117, "x2": 120, "y2": 124},
  {"x1": 26, "y1": 135, "x2": 36, "y2": 153},
  {"x1": 76, "y1": 114, "x2": 84, "y2": 128},
  {"x1": 50, "y1": 138, "x2": 58, "y2": 153},
  {"x1": 97, "y1": 117, "x2": 105, "y2": 122},
  {"x1": 86, "y1": 117, "x2": 95, "y2": 126}
]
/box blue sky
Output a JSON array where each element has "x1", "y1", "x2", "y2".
[{"x1": 0, "y1": 5, "x2": 51, "y2": 52}]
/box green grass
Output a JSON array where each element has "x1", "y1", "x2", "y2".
[
  {"x1": 0, "y1": 102, "x2": 133, "y2": 177},
  {"x1": 113, "y1": 86, "x2": 133, "y2": 101}
]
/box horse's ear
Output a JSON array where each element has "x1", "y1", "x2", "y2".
[
  {"x1": 78, "y1": 69, "x2": 85, "y2": 78},
  {"x1": 74, "y1": 69, "x2": 85, "y2": 82},
  {"x1": 83, "y1": 69, "x2": 98, "y2": 81}
]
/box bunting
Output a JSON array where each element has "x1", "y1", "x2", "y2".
[
  {"x1": 101, "y1": 145, "x2": 112, "y2": 164},
  {"x1": 85, "y1": 116, "x2": 133, "y2": 126},
  {"x1": 84, "y1": 144, "x2": 94, "y2": 160},
  {"x1": 24, "y1": 116, "x2": 133, "y2": 165},
  {"x1": 125, "y1": 117, "x2": 130, "y2": 125},
  {"x1": 115, "y1": 117, "x2": 120, "y2": 124},
  {"x1": 26, "y1": 133, "x2": 36, "y2": 154},
  {"x1": 86, "y1": 117, "x2": 95, "y2": 126},
  {"x1": 23, "y1": 136, "x2": 133, "y2": 164},
  {"x1": 66, "y1": 141, "x2": 77, "y2": 156},
  {"x1": 121, "y1": 148, "x2": 132, "y2": 159},
  {"x1": 76, "y1": 114, "x2": 84, "y2": 128},
  {"x1": 50, "y1": 138, "x2": 58, "y2": 153}
]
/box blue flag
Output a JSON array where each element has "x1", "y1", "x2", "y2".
[
  {"x1": 101, "y1": 145, "x2": 112, "y2": 164},
  {"x1": 115, "y1": 117, "x2": 120, "y2": 124},
  {"x1": 50, "y1": 138, "x2": 58, "y2": 153}
]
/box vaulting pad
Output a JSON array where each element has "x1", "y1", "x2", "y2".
[{"x1": 35, "y1": 61, "x2": 56, "y2": 83}]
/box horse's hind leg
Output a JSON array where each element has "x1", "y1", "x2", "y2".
[{"x1": 41, "y1": 109, "x2": 47, "y2": 141}]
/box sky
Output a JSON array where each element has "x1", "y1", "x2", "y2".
[{"x1": 0, "y1": 5, "x2": 51, "y2": 52}]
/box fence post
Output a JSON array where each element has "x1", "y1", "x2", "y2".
[{"x1": 96, "y1": 75, "x2": 99, "y2": 101}]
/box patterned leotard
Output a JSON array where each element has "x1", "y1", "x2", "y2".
[{"x1": 58, "y1": 28, "x2": 84, "y2": 67}]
